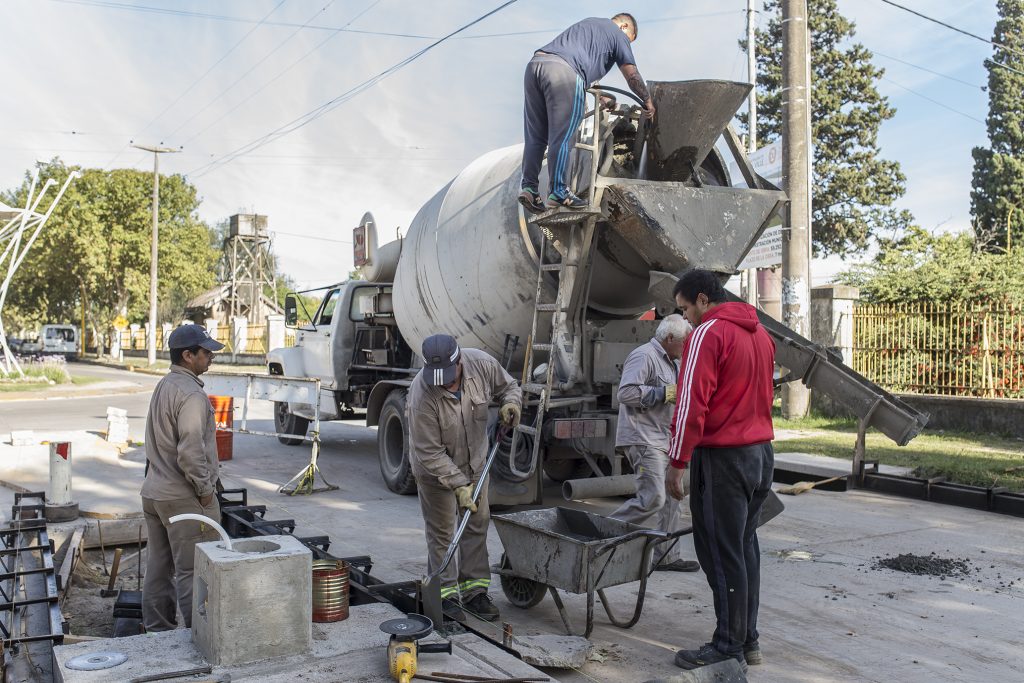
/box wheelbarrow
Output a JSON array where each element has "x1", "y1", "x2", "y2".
[{"x1": 492, "y1": 507, "x2": 692, "y2": 638}]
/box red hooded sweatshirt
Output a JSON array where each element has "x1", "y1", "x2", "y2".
[{"x1": 667, "y1": 301, "x2": 775, "y2": 468}]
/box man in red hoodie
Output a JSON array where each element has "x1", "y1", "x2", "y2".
[{"x1": 665, "y1": 269, "x2": 775, "y2": 674}]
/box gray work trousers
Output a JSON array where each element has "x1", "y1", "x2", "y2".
[
  {"x1": 522, "y1": 52, "x2": 586, "y2": 199},
  {"x1": 610, "y1": 445, "x2": 688, "y2": 563},
  {"x1": 142, "y1": 496, "x2": 220, "y2": 632},
  {"x1": 416, "y1": 477, "x2": 491, "y2": 603}
]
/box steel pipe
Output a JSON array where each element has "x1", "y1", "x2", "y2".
[{"x1": 562, "y1": 475, "x2": 636, "y2": 501}]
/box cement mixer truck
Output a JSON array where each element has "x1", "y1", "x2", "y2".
[{"x1": 267, "y1": 80, "x2": 927, "y2": 506}]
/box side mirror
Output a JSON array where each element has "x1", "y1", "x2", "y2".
[{"x1": 284, "y1": 293, "x2": 298, "y2": 328}]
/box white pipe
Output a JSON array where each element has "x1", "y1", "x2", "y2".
[{"x1": 169, "y1": 513, "x2": 232, "y2": 550}]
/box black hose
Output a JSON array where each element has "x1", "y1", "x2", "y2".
[{"x1": 590, "y1": 84, "x2": 645, "y2": 106}]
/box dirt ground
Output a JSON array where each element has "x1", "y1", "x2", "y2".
[{"x1": 62, "y1": 546, "x2": 146, "y2": 638}]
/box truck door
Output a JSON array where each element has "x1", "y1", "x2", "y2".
[{"x1": 304, "y1": 288, "x2": 340, "y2": 387}]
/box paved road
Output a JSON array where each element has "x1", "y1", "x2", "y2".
[
  {"x1": 0, "y1": 362, "x2": 158, "y2": 434},
  {"x1": 4, "y1": 366, "x2": 1023, "y2": 682}
]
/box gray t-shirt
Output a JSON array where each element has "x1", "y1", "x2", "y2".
[{"x1": 539, "y1": 17, "x2": 636, "y2": 86}]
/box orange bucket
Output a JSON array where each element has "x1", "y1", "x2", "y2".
[{"x1": 209, "y1": 395, "x2": 234, "y2": 461}]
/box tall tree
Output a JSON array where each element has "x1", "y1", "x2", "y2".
[
  {"x1": 742, "y1": 0, "x2": 913, "y2": 256},
  {"x1": 2, "y1": 160, "x2": 219, "y2": 350},
  {"x1": 970, "y1": 0, "x2": 1024, "y2": 250}
]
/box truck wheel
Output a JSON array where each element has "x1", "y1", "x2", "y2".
[
  {"x1": 377, "y1": 391, "x2": 417, "y2": 495},
  {"x1": 274, "y1": 402, "x2": 309, "y2": 446}
]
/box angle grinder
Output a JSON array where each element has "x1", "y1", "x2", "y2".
[{"x1": 380, "y1": 613, "x2": 452, "y2": 683}]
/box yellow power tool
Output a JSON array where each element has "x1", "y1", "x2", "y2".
[{"x1": 380, "y1": 614, "x2": 452, "y2": 683}]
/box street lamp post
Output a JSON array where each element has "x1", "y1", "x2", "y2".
[{"x1": 131, "y1": 144, "x2": 179, "y2": 366}]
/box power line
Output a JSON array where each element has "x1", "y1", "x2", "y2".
[
  {"x1": 48, "y1": 0, "x2": 734, "y2": 40},
  {"x1": 103, "y1": 0, "x2": 287, "y2": 169},
  {"x1": 48, "y1": 0, "x2": 434, "y2": 38},
  {"x1": 876, "y1": 0, "x2": 1024, "y2": 59},
  {"x1": 187, "y1": 0, "x2": 521, "y2": 179},
  {"x1": 272, "y1": 230, "x2": 351, "y2": 245},
  {"x1": 181, "y1": 1, "x2": 382, "y2": 148},
  {"x1": 162, "y1": 0, "x2": 338, "y2": 142},
  {"x1": 881, "y1": 76, "x2": 985, "y2": 124},
  {"x1": 870, "y1": 49, "x2": 986, "y2": 90},
  {"x1": 139, "y1": 0, "x2": 288, "y2": 137}
]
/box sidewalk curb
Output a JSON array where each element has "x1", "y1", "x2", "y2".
[{"x1": 77, "y1": 357, "x2": 167, "y2": 377}]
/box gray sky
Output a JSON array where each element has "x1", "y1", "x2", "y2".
[{"x1": 1, "y1": 0, "x2": 998, "y2": 287}]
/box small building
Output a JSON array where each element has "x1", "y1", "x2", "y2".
[{"x1": 184, "y1": 284, "x2": 282, "y2": 327}]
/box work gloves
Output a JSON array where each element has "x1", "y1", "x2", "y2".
[
  {"x1": 665, "y1": 384, "x2": 677, "y2": 404},
  {"x1": 500, "y1": 403, "x2": 521, "y2": 427},
  {"x1": 454, "y1": 485, "x2": 477, "y2": 512}
]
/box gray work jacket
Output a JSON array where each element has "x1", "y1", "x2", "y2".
[
  {"x1": 140, "y1": 365, "x2": 219, "y2": 501},
  {"x1": 616, "y1": 338, "x2": 679, "y2": 449},
  {"x1": 407, "y1": 348, "x2": 522, "y2": 490}
]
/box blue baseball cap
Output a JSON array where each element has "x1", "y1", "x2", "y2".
[
  {"x1": 422, "y1": 334, "x2": 460, "y2": 386},
  {"x1": 168, "y1": 324, "x2": 225, "y2": 352}
]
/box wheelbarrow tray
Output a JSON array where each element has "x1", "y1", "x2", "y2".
[{"x1": 492, "y1": 507, "x2": 654, "y2": 594}]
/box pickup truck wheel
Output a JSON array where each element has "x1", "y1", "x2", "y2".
[
  {"x1": 378, "y1": 391, "x2": 417, "y2": 495},
  {"x1": 274, "y1": 402, "x2": 309, "y2": 446}
]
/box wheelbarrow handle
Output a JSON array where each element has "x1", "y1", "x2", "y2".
[{"x1": 593, "y1": 526, "x2": 691, "y2": 558}]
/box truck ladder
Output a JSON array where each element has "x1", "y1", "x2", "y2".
[{"x1": 508, "y1": 210, "x2": 600, "y2": 477}]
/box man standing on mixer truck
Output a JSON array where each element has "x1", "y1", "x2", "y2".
[
  {"x1": 664, "y1": 270, "x2": 775, "y2": 674},
  {"x1": 407, "y1": 334, "x2": 522, "y2": 622},
  {"x1": 519, "y1": 13, "x2": 656, "y2": 213}
]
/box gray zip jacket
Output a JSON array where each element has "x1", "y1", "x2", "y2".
[
  {"x1": 407, "y1": 348, "x2": 522, "y2": 489},
  {"x1": 616, "y1": 338, "x2": 679, "y2": 449},
  {"x1": 141, "y1": 365, "x2": 219, "y2": 501}
]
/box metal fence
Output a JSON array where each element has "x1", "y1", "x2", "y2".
[
  {"x1": 852, "y1": 303, "x2": 1024, "y2": 398},
  {"x1": 116, "y1": 324, "x2": 271, "y2": 355}
]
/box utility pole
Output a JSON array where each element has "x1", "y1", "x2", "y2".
[
  {"x1": 745, "y1": 0, "x2": 759, "y2": 306},
  {"x1": 132, "y1": 144, "x2": 180, "y2": 366},
  {"x1": 781, "y1": 0, "x2": 812, "y2": 418}
]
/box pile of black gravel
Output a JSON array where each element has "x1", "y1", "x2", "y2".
[{"x1": 872, "y1": 552, "x2": 975, "y2": 578}]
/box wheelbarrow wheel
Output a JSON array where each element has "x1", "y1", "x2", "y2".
[{"x1": 498, "y1": 553, "x2": 546, "y2": 609}]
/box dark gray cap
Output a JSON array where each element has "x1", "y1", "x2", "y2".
[
  {"x1": 168, "y1": 324, "x2": 225, "y2": 352},
  {"x1": 422, "y1": 334, "x2": 460, "y2": 386}
]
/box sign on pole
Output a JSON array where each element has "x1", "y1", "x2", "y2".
[{"x1": 736, "y1": 140, "x2": 783, "y2": 270}]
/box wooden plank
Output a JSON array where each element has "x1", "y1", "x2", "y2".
[{"x1": 57, "y1": 527, "x2": 84, "y2": 607}]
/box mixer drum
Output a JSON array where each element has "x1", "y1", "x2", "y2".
[{"x1": 391, "y1": 144, "x2": 652, "y2": 366}]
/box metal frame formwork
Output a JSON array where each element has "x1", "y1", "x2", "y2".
[{"x1": 0, "y1": 170, "x2": 78, "y2": 377}]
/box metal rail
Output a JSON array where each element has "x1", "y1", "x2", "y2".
[{"x1": 0, "y1": 492, "x2": 65, "y2": 659}]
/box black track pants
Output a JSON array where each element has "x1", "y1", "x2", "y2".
[{"x1": 688, "y1": 442, "x2": 774, "y2": 656}]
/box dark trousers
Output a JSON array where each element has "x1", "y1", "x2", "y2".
[
  {"x1": 521, "y1": 53, "x2": 585, "y2": 199},
  {"x1": 689, "y1": 443, "x2": 774, "y2": 656}
]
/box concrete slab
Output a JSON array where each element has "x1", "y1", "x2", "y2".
[
  {"x1": 774, "y1": 451, "x2": 913, "y2": 477},
  {"x1": 54, "y1": 602, "x2": 551, "y2": 683}
]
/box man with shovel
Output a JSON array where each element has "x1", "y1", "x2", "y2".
[
  {"x1": 408, "y1": 334, "x2": 522, "y2": 622},
  {"x1": 666, "y1": 269, "x2": 776, "y2": 674}
]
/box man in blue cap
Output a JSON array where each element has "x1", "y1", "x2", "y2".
[
  {"x1": 141, "y1": 323, "x2": 225, "y2": 632},
  {"x1": 407, "y1": 334, "x2": 522, "y2": 622}
]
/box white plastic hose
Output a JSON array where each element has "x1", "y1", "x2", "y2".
[{"x1": 168, "y1": 513, "x2": 232, "y2": 551}]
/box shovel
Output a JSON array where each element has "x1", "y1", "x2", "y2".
[{"x1": 778, "y1": 475, "x2": 845, "y2": 496}]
